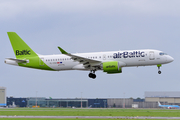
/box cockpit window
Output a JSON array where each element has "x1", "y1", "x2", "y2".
[{"x1": 159, "y1": 52, "x2": 168, "y2": 55}]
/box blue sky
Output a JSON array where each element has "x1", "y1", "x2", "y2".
[{"x1": 1, "y1": 0, "x2": 180, "y2": 99}]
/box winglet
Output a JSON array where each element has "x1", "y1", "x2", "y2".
[{"x1": 58, "y1": 47, "x2": 68, "y2": 54}]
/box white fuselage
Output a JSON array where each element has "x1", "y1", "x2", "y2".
[
  {"x1": 5, "y1": 32, "x2": 174, "y2": 79},
  {"x1": 38, "y1": 49, "x2": 173, "y2": 71}
]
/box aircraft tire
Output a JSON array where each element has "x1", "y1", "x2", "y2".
[
  {"x1": 89, "y1": 73, "x2": 96, "y2": 79},
  {"x1": 89, "y1": 73, "x2": 93, "y2": 78},
  {"x1": 92, "y1": 74, "x2": 96, "y2": 79},
  {"x1": 158, "y1": 71, "x2": 161, "y2": 74}
]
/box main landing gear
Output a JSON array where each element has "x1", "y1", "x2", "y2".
[
  {"x1": 157, "y1": 64, "x2": 162, "y2": 74},
  {"x1": 89, "y1": 70, "x2": 96, "y2": 79}
]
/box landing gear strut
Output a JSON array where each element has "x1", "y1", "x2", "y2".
[
  {"x1": 89, "y1": 70, "x2": 96, "y2": 79},
  {"x1": 157, "y1": 64, "x2": 162, "y2": 74}
]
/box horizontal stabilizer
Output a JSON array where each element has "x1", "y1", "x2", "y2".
[{"x1": 6, "y1": 58, "x2": 27, "y2": 63}]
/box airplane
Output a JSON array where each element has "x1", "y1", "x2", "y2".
[
  {"x1": 158, "y1": 101, "x2": 179, "y2": 109},
  {"x1": 5, "y1": 32, "x2": 174, "y2": 79}
]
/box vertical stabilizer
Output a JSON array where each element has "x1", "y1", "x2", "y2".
[
  {"x1": 158, "y1": 101, "x2": 161, "y2": 106},
  {"x1": 7, "y1": 32, "x2": 37, "y2": 58}
]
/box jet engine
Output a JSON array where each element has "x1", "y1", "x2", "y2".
[{"x1": 102, "y1": 61, "x2": 124, "y2": 74}]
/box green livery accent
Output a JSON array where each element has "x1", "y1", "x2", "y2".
[
  {"x1": 103, "y1": 61, "x2": 122, "y2": 74},
  {"x1": 18, "y1": 56, "x2": 55, "y2": 71},
  {"x1": 58, "y1": 47, "x2": 68, "y2": 54},
  {"x1": 7, "y1": 32, "x2": 54, "y2": 71},
  {"x1": 157, "y1": 64, "x2": 162, "y2": 67},
  {"x1": 7, "y1": 32, "x2": 37, "y2": 59}
]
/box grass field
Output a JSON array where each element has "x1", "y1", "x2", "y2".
[{"x1": 0, "y1": 108, "x2": 180, "y2": 117}]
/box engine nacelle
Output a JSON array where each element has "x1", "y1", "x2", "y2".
[{"x1": 102, "y1": 61, "x2": 122, "y2": 74}]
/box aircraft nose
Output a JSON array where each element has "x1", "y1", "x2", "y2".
[{"x1": 167, "y1": 56, "x2": 174, "y2": 63}]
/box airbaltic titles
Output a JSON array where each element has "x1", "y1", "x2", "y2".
[{"x1": 113, "y1": 51, "x2": 145, "y2": 59}]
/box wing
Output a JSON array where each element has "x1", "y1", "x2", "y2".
[{"x1": 58, "y1": 47, "x2": 102, "y2": 69}]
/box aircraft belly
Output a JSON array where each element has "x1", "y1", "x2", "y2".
[
  {"x1": 120, "y1": 57, "x2": 165, "y2": 67},
  {"x1": 119, "y1": 59, "x2": 146, "y2": 67}
]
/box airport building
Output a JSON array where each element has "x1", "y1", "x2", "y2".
[
  {"x1": 145, "y1": 91, "x2": 180, "y2": 105},
  {"x1": 7, "y1": 97, "x2": 107, "y2": 108},
  {"x1": 0, "y1": 87, "x2": 6, "y2": 107},
  {"x1": 5, "y1": 91, "x2": 180, "y2": 108},
  {"x1": 27, "y1": 97, "x2": 88, "y2": 108},
  {"x1": 7, "y1": 97, "x2": 27, "y2": 107},
  {"x1": 88, "y1": 99, "x2": 107, "y2": 108}
]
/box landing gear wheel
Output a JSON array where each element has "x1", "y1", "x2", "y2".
[
  {"x1": 88, "y1": 72, "x2": 96, "y2": 79},
  {"x1": 89, "y1": 73, "x2": 93, "y2": 78},
  {"x1": 157, "y1": 66, "x2": 162, "y2": 74},
  {"x1": 92, "y1": 74, "x2": 96, "y2": 79}
]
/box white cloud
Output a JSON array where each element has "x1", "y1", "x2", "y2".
[{"x1": 0, "y1": 0, "x2": 180, "y2": 20}]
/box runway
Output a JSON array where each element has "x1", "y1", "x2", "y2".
[{"x1": 1, "y1": 116, "x2": 180, "y2": 119}]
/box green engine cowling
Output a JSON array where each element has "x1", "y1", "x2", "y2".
[{"x1": 103, "y1": 61, "x2": 122, "y2": 74}]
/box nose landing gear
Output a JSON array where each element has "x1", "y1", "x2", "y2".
[
  {"x1": 89, "y1": 70, "x2": 96, "y2": 79},
  {"x1": 157, "y1": 64, "x2": 162, "y2": 74}
]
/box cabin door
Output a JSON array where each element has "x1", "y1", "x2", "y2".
[{"x1": 149, "y1": 52, "x2": 155, "y2": 60}]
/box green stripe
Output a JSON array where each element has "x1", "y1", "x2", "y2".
[{"x1": 7, "y1": 32, "x2": 54, "y2": 71}]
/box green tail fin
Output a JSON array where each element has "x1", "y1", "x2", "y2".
[{"x1": 7, "y1": 32, "x2": 37, "y2": 58}]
